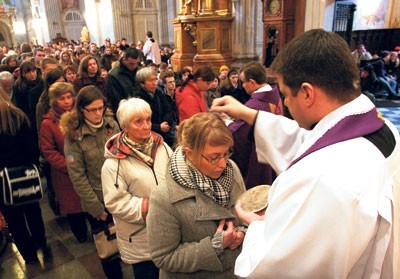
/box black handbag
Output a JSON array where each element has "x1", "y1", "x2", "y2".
[{"x1": 1, "y1": 164, "x2": 43, "y2": 206}]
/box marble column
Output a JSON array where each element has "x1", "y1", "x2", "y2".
[
  {"x1": 166, "y1": 0, "x2": 177, "y2": 46},
  {"x1": 157, "y1": 0, "x2": 172, "y2": 46},
  {"x1": 44, "y1": 0, "x2": 62, "y2": 41},
  {"x1": 111, "y1": 0, "x2": 133, "y2": 42},
  {"x1": 305, "y1": 0, "x2": 326, "y2": 30},
  {"x1": 231, "y1": 0, "x2": 260, "y2": 69}
]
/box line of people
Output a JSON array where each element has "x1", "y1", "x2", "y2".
[{"x1": 0, "y1": 28, "x2": 398, "y2": 279}]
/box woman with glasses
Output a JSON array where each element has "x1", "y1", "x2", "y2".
[
  {"x1": 147, "y1": 112, "x2": 246, "y2": 278},
  {"x1": 61, "y1": 85, "x2": 122, "y2": 278},
  {"x1": 175, "y1": 65, "x2": 215, "y2": 122},
  {"x1": 102, "y1": 97, "x2": 172, "y2": 279}
]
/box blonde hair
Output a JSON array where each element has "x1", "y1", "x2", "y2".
[
  {"x1": 178, "y1": 112, "x2": 233, "y2": 165},
  {"x1": 48, "y1": 82, "x2": 75, "y2": 107},
  {"x1": 0, "y1": 88, "x2": 29, "y2": 135},
  {"x1": 117, "y1": 98, "x2": 152, "y2": 129}
]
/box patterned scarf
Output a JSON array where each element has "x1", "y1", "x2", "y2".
[
  {"x1": 169, "y1": 147, "x2": 234, "y2": 207},
  {"x1": 122, "y1": 132, "x2": 155, "y2": 166}
]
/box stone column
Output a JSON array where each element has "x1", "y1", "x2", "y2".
[
  {"x1": 111, "y1": 0, "x2": 133, "y2": 42},
  {"x1": 199, "y1": 0, "x2": 215, "y2": 15},
  {"x1": 304, "y1": 0, "x2": 326, "y2": 30},
  {"x1": 157, "y1": 0, "x2": 168, "y2": 45},
  {"x1": 44, "y1": 0, "x2": 62, "y2": 41},
  {"x1": 231, "y1": 0, "x2": 259, "y2": 69}
]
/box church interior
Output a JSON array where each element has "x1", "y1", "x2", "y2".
[{"x1": 0, "y1": 0, "x2": 399, "y2": 278}]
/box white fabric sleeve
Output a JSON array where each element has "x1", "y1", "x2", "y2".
[{"x1": 254, "y1": 111, "x2": 308, "y2": 174}]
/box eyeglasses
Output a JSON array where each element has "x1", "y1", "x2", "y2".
[
  {"x1": 201, "y1": 149, "x2": 233, "y2": 165},
  {"x1": 84, "y1": 106, "x2": 105, "y2": 114}
]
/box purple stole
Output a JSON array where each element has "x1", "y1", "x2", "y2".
[{"x1": 288, "y1": 108, "x2": 385, "y2": 169}]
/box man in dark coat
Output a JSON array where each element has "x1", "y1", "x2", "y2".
[{"x1": 108, "y1": 47, "x2": 141, "y2": 115}]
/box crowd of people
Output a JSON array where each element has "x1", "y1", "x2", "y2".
[
  {"x1": 354, "y1": 43, "x2": 400, "y2": 100},
  {"x1": 0, "y1": 28, "x2": 399, "y2": 279}
]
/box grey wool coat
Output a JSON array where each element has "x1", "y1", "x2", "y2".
[{"x1": 147, "y1": 160, "x2": 246, "y2": 279}]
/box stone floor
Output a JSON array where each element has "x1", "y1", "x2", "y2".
[{"x1": 0, "y1": 191, "x2": 133, "y2": 279}]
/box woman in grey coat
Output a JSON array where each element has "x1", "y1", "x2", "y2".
[{"x1": 147, "y1": 112, "x2": 246, "y2": 278}]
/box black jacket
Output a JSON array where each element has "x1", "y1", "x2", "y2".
[
  {"x1": 108, "y1": 61, "x2": 140, "y2": 114},
  {"x1": 133, "y1": 86, "x2": 175, "y2": 146}
]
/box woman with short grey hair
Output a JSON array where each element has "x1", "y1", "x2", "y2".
[
  {"x1": 135, "y1": 67, "x2": 157, "y2": 84},
  {"x1": 133, "y1": 67, "x2": 175, "y2": 147},
  {"x1": 102, "y1": 97, "x2": 172, "y2": 279}
]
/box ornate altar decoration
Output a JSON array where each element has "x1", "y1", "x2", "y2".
[
  {"x1": 171, "y1": 0, "x2": 234, "y2": 72},
  {"x1": 80, "y1": 26, "x2": 90, "y2": 43}
]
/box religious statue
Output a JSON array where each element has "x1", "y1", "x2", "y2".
[
  {"x1": 179, "y1": 0, "x2": 198, "y2": 16},
  {"x1": 80, "y1": 26, "x2": 90, "y2": 43}
]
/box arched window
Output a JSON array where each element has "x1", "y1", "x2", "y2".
[
  {"x1": 63, "y1": 11, "x2": 83, "y2": 22},
  {"x1": 135, "y1": 0, "x2": 153, "y2": 9},
  {"x1": 0, "y1": 32, "x2": 4, "y2": 41}
]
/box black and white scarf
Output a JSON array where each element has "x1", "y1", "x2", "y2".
[{"x1": 169, "y1": 147, "x2": 233, "y2": 207}]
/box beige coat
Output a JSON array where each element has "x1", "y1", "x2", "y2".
[
  {"x1": 147, "y1": 160, "x2": 246, "y2": 279},
  {"x1": 101, "y1": 134, "x2": 172, "y2": 264}
]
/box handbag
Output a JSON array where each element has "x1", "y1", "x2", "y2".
[
  {"x1": 1, "y1": 164, "x2": 43, "y2": 206},
  {"x1": 92, "y1": 223, "x2": 119, "y2": 259}
]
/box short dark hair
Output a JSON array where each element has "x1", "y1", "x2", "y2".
[
  {"x1": 122, "y1": 47, "x2": 139, "y2": 60},
  {"x1": 271, "y1": 29, "x2": 360, "y2": 102},
  {"x1": 240, "y1": 62, "x2": 267, "y2": 85},
  {"x1": 380, "y1": 50, "x2": 390, "y2": 58},
  {"x1": 41, "y1": 57, "x2": 58, "y2": 71},
  {"x1": 193, "y1": 65, "x2": 215, "y2": 82},
  {"x1": 146, "y1": 31, "x2": 153, "y2": 38},
  {"x1": 160, "y1": 71, "x2": 175, "y2": 84}
]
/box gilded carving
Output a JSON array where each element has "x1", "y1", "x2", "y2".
[{"x1": 183, "y1": 23, "x2": 197, "y2": 46}]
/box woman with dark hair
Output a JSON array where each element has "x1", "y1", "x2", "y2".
[
  {"x1": 63, "y1": 65, "x2": 77, "y2": 83},
  {"x1": 175, "y1": 67, "x2": 191, "y2": 87},
  {"x1": 220, "y1": 69, "x2": 249, "y2": 104},
  {"x1": 40, "y1": 82, "x2": 87, "y2": 242},
  {"x1": 12, "y1": 60, "x2": 44, "y2": 162},
  {"x1": 61, "y1": 85, "x2": 121, "y2": 278},
  {"x1": 4, "y1": 55, "x2": 19, "y2": 73},
  {"x1": 73, "y1": 56, "x2": 108, "y2": 97},
  {"x1": 175, "y1": 65, "x2": 215, "y2": 122},
  {"x1": 147, "y1": 112, "x2": 246, "y2": 278},
  {"x1": 0, "y1": 89, "x2": 48, "y2": 264},
  {"x1": 59, "y1": 50, "x2": 75, "y2": 68}
]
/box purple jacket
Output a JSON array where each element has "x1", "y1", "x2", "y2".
[{"x1": 228, "y1": 85, "x2": 282, "y2": 189}]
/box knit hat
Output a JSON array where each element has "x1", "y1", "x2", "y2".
[{"x1": 219, "y1": 65, "x2": 229, "y2": 73}]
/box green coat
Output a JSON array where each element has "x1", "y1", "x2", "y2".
[
  {"x1": 64, "y1": 116, "x2": 119, "y2": 218},
  {"x1": 147, "y1": 161, "x2": 246, "y2": 279}
]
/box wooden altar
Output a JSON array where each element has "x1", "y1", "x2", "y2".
[{"x1": 170, "y1": 0, "x2": 233, "y2": 72}]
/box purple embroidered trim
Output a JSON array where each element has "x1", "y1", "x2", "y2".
[{"x1": 288, "y1": 108, "x2": 384, "y2": 169}]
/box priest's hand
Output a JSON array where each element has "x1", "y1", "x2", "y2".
[{"x1": 235, "y1": 200, "x2": 264, "y2": 225}]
